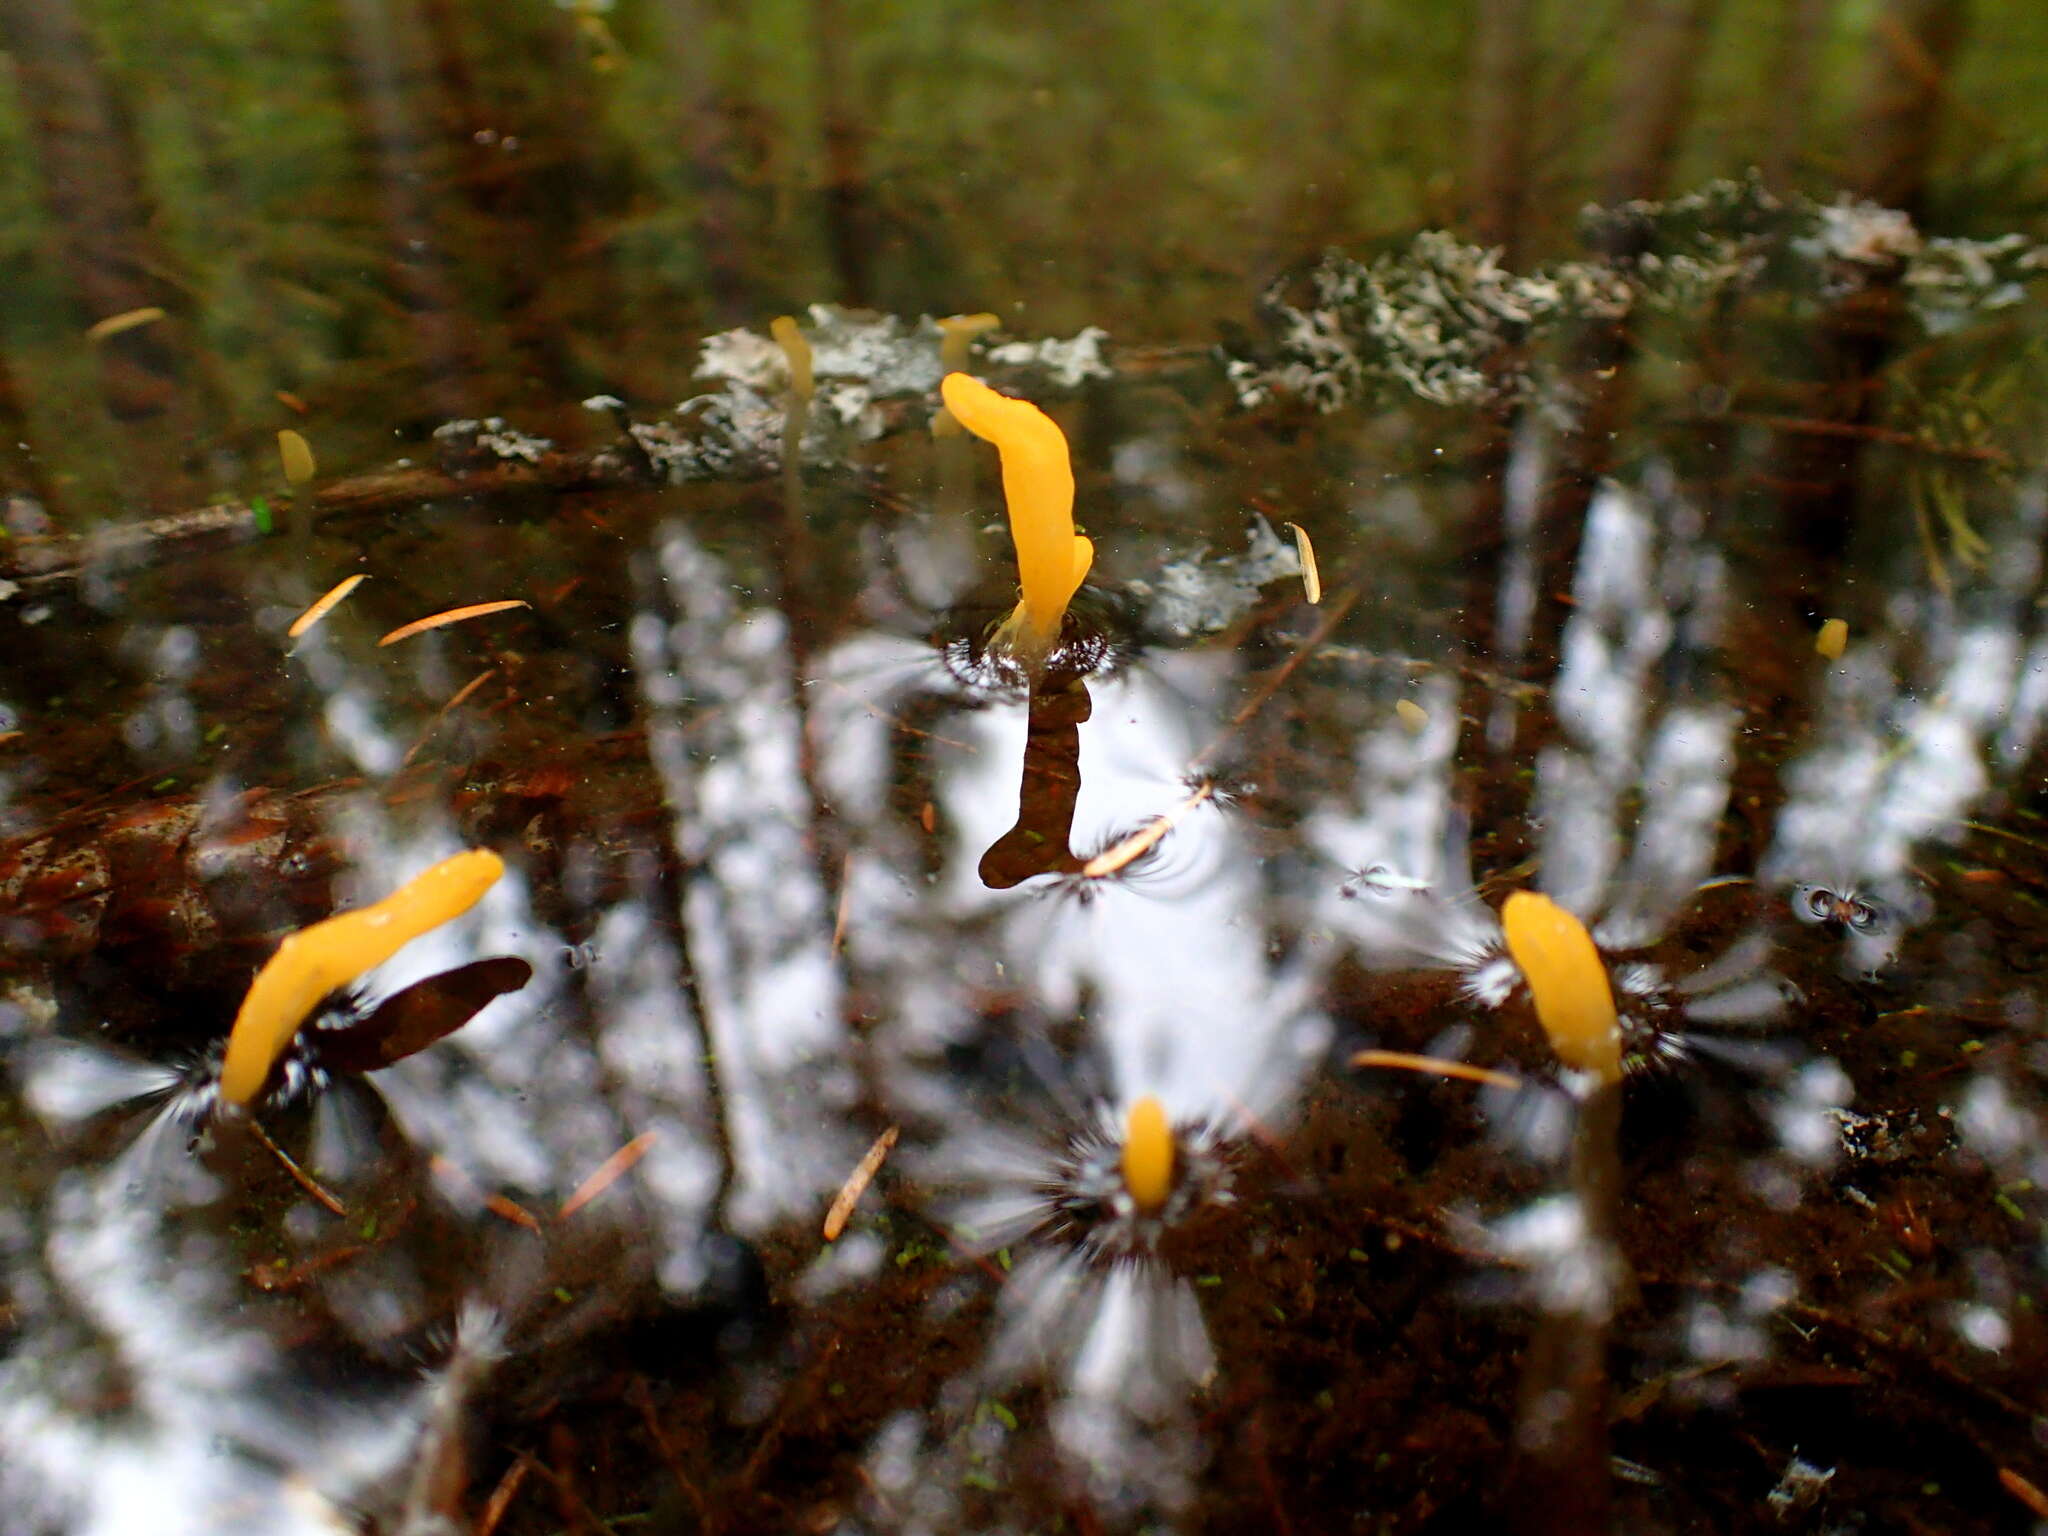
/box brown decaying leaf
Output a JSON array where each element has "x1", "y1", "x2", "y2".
[
  {"x1": 378, "y1": 600, "x2": 530, "y2": 647},
  {"x1": 310, "y1": 957, "x2": 532, "y2": 1075},
  {"x1": 824, "y1": 1124, "x2": 900, "y2": 1241}
]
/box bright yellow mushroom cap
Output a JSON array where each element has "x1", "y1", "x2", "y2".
[
  {"x1": 219, "y1": 849, "x2": 505, "y2": 1107},
  {"x1": 939, "y1": 371, "x2": 1094, "y2": 670},
  {"x1": 1501, "y1": 891, "x2": 1621, "y2": 1084},
  {"x1": 1120, "y1": 1094, "x2": 1175, "y2": 1213}
]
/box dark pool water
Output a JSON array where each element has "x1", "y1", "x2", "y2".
[{"x1": 5, "y1": 4, "x2": 2048, "y2": 1533}]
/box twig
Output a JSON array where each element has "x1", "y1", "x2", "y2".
[{"x1": 245, "y1": 1117, "x2": 348, "y2": 1216}]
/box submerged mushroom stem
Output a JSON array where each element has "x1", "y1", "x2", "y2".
[
  {"x1": 219, "y1": 849, "x2": 506, "y2": 1107},
  {"x1": 939, "y1": 371, "x2": 1094, "y2": 674}
]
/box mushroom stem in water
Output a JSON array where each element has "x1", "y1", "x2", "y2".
[
  {"x1": 220, "y1": 849, "x2": 505, "y2": 1107},
  {"x1": 939, "y1": 371, "x2": 1094, "y2": 674}
]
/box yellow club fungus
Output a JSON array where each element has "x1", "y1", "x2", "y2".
[
  {"x1": 1501, "y1": 891, "x2": 1621, "y2": 1085},
  {"x1": 1815, "y1": 617, "x2": 1848, "y2": 661},
  {"x1": 770, "y1": 314, "x2": 814, "y2": 402},
  {"x1": 938, "y1": 312, "x2": 1000, "y2": 373},
  {"x1": 940, "y1": 371, "x2": 1094, "y2": 672},
  {"x1": 1120, "y1": 1095, "x2": 1174, "y2": 1213},
  {"x1": 220, "y1": 849, "x2": 505, "y2": 1107}
]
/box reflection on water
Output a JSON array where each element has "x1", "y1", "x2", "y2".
[{"x1": 5, "y1": 3, "x2": 2048, "y2": 1529}]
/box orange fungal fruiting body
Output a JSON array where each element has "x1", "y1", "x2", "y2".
[
  {"x1": 1121, "y1": 1095, "x2": 1175, "y2": 1213},
  {"x1": 220, "y1": 849, "x2": 505, "y2": 1107},
  {"x1": 939, "y1": 371, "x2": 1094, "y2": 672},
  {"x1": 1501, "y1": 890, "x2": 1621, "y2": 1085}
]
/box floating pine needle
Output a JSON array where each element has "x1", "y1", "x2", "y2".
[
  {"x1": 1501, "y1": 891, "x2": 1621, "y2": 1084},
  {"x1": 1285, "y1": 521, "x2": 1321, "y2": 605},
  {"x1": 1815, "y1": 617, "x2": 1848, "y2": 660},
  {"x1": 278, "y1": 428, "x2": 317, "y2": 487},
  {"x1": 1120, "y1": 1096, "x2": 1174, "y2": 1213},
  {"x1": 823, "y1": 1124, "x2": 900, "y2": 1241},
  {"x1": 1351, "y1": 1049, "x2": 1523, "y2": 1091},
  {"x1": 559, "y1": 1130, "x2": 658, "y2": 1220},
  {"x1": 486, "y1": 1193, "x2": 541, "y2": 1232},
  {"x1": 220, "y1": 849, "x2": 505, "y2": 1106},
  {"x1": 287, "y1": 573, "x2": 368, "y2": 639},
  {"x1": 379, "y1": 600, "x2": 530, "y2": 647},
  {"x1": 1395, "y1": 699, "x2": 1429, "y2": 732},
  {"x1": 84, "y1": 306, "x2": 166, "y2": 343},
  {"x1": 1080, "y1": 779, "x2": 1215, "y2": 879}
]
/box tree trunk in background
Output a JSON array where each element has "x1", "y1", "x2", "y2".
[
  {"x1": 659, "y1": 0, "x2": 753, "y2": 330},
  {"x1": 0, "y1": 0, "x2": 217, "y2": 502},
  {"x1": 333, "y1": 0, "x2": 484, "y2": 421},
  {"x1": 812, "y1": 0, "x2": 872, "y2": 307},
  {"x1": 1848, "y1": 0, "x2": 1969, "y2": 216},
  {"x1": 1763, "y1": 0, "x2": 1834, "y2": 190},
  {"x1": 1599, "y1": 0, "x2": 1724, "y2": 208},
  {"x1": 1467, "y1": 0, "x2": 1534, "y2": 262}
]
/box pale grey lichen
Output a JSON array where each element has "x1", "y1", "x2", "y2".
[
  {"x1": 695, "y1": 305, "x2": 948, "y2": 398},
  {"x1": 1904, "y1": 234, "x2": 2047, "y2": 334},
  {"x1": 1228, "y1": 174, "x2": 2048, "y2": 414},
  {"x1": 984, "y1": 326, "x2": 1113, "y2": 388},
  {"x1": 431, "y1": 417, "x2": 554, "y2": 466},
  {"x1": 1124, "y1": 515, "x2": 1302, "y2": 640}
]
